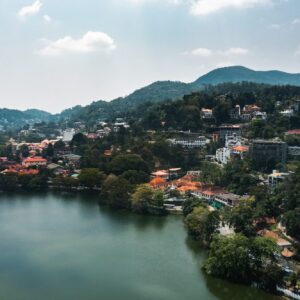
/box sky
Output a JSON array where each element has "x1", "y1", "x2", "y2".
[{"x1": 0, "y1": 0, "x2": 300, "y2": 113}]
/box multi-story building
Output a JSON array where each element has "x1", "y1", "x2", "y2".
[
  {"x1": 250, "y1": 139, "x2": 288, "y2": 167},
  {"x1": 168, "y1": 136, "x2": 210, "y2": 148},
  {"x1": 62, "y1": 128, "x2": 76, "y2": 143}
]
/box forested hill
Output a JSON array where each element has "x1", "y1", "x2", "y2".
[
  {"x1": 0, "y1": 108, "x2": 54, "y2": 130},
  {"x1": 62, "y1": 66, "x2": 300, "y2": 124},
  {"x1": 2, "y1": 66, "x2": 300, "y2": 128},
  {"x1": 194, "y1": 66, "x2": 300, "y2": 86}
]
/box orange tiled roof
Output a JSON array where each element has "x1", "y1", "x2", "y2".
[
  {"x1": 23, "y1": 157, "x2": 47, "y2": 163},
  {"x1": 231, "y1": 145, "x2": 249, "y2": 152},
  {"x1": 281, "y1": 248, "x2": 294, "y2": 258},
  {"x1": 150, "y1": 177, "x2": 166, "y2": 186}
]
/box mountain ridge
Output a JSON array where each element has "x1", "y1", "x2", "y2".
[{"x1": 1, "y1": 66, "x2": 300, "y2": 129}]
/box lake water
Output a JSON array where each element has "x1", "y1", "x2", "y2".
[{"x1": 0, "y1": 192, "x2": 280, "y2": 300}]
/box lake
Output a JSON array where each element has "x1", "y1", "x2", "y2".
[{"x1": 0, "y1": 192, "x2": 280, "y2": 300}]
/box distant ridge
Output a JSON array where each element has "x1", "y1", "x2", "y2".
[{"x1": 1, "y1": 66, "x2": 300, "y2": 128}]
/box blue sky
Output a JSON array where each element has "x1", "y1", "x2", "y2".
[{"x1": 0, "y1": 0, "x2": 300, "y2": 113}]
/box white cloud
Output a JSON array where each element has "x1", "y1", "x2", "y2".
[
  {"x1": 220, "y1": 47, "x2": 249, "y2": 55},
  {"x1": 190, "y1": 0, "x2": 272, "y2": 16},
  {"x1": 295, "y1": 45, "x2": 300, "y2": 56},
  {"x1": 18, "y1": 0, "x2": 42, "y2": 19},
  {"x1": 292, "y1": 18, "x2": 300, "y2": 25},
  {"x1": 184, "y1": 47, "x2": 249, "y2": 57},
  {"x1": 185, "y1": 47, "x2": 213, "y2": 57},
  {"x1": 43, "y1": 14, "x2": 52, "y2": 22},
  {"x1": 270, "y1": 23, "x2": 281, "y2": 29},
  {"x1": 38, "y1": 31, "x2": 116, "y2": 56}
]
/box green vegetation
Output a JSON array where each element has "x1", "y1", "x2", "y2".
[{"x1": 204, "y1": 235, "x2": 282, "y2": 292}]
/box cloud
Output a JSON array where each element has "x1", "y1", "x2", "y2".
[
  {"x1": 220, "y1": 47, "x2": 249, "y2": 55},
  {"x1": 18, "y1": 0, "x2": 42, "y2": 19},
  {"x1": 292, "y1": 18, "x2": 300, "y2": 25},
  {"x1": 185, "y1": 47, "x2": 249, "y2": 57},
  {"x1": 43, "y1": 14, "x2": 52, "y2": 22},
  {"x1": 190, "y1": 0, "x2": 272, "y2": 16},
  {"x1": 184, "y1": 47, "x2": 213, "y2": 57},
  {"x1": 37, "y1": 31, "x2": 116, "y2": 56},
  {"x1": 295, "y1": 45, "x2": 300, "y2": 56},
  {"x1": 270, "y1": 23, "x2": 281, "y2": 29}
]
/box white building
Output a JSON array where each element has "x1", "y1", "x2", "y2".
[
  {"x1": 201, "y1": 108, "x2": 214, "y2": 119},
  {"x1": 62, "y1": 128, "x2": 76, "y2": 142},
  {"x1": 169, "y1": 136, "x2": 210, "y2": 148},
  {"x1": 253, "y1": 111, "x2": 267, "y2": 121},
  {"x1": 280, "y1": 109, "x2": 294, "y2": 117},
  {"x1": 225, "y1": 133, "x2": 242, "y2": 148},
  {"x1": 216, "y1": 147, "x2": 231, "y2": 165}
]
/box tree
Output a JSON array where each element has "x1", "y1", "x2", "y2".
[
  {"x1": 182, "y1": 197, "x2": 206, "y2": 217},
  {"x1": 282, "y1": 210, "x2": 300, "y2": 239},
  {"x1": 78, "y1": 168, "x2": 106, "y2": 188},
  {"x1": 223, "y1": 198, "x2": 256, "y2": 237},
  {"x1": 121, "y1": 170, "x2": 150, "y2": 185},
  {"x1": 101, "y1": 175, "x2": 133, "y2": 209},
  {"x1": 204, "y1": 235, "x2": 281, "y2": 289},
  {"x1": 184, "y1": 206, "x2": 220, "y2": 245},
  {"x1": 131, "y1": 184, "x2": 164, "y2": 214},
  {"x1": 109, "y1": 154, "x2": 150, "y2": 176}
]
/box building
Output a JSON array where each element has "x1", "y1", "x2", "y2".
[
  {"x1": 22, "y1": 157, "x2": 47, "y2": 167},
  {"x1": 253, "y1": 111, "x2": 267, "y2": 121},
  {"x1": 168, "y1": 136, "x2": 210, "y2": 148},
  {"x1": 201, "y1": 108, "x2": 214, "y2": 119},
  {"x1": 218, "y1": 125, "x2": 242, "y2": 141},
  {"x1": 225, "y1": 133, "x2": 242, "y2": 148},
  {"x1": 250, "y1": 139, "x2": 288, "y2": 167},
  {"x1": 216, "y1": 147, "x2": 231, "y2": 165},
  {"x1": 63, "y1": 154, "x2": 81, "y2": 167},
  {"x1": 62, "y1": 129, "x2": 76, "y2": 142},
  {"x1": 230, "y1": 105, "x2": 241, "y2": 120},
  {"x1": 285, "y1": 129, "x2": 300, "y2": 136},
  {"x1": 268, "y1": 170, "x2": 290, "y2": 188},
  {"x1": 288, "y1": 146, "x2": 300, "y2": 159},
  {"x1": 280, "y1": 109, "x2": 294, "y2": 117},
  {"x1": 243, "y1": 104, "x2": 261, "y2": 115}
]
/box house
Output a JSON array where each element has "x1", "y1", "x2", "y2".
[
  {"x1": 231, "y1": 145, "x2": 249, "y2": 158},
  {"x1": 151, "y1": 170, "x2": 169, "y2": 180},
  {"x1": 253, "y1": 111, "x2": 267, "y2": 121},
  {"x1": 22, "y1": 157, "x2": 47, "y2": 168},
  {"x1": 285, "y1": 129, "x2": 300, "y2": 136},
  {"x1": 268, "y1": 170, "x2": 290, "y2": 188},
  {"x1": 280, "y1": 109, "x2": 294, "y2": 117},
  {"x1": 63, "y1": 154, "x2": 81, "y2": 167},
  {"x1": 201, "y1": 108, "x2": 214, "y2": 119},
  {"x1": 243, "y1": 104, "x2": 261, "y2": 115}
]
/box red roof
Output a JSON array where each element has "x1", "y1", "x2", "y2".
[
  {"x1": 23, "y1": 157, "x2": 47, "y2": 163},
  {"x1": 286, "y1": 129, "x2": 300, "y2": 135}
]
